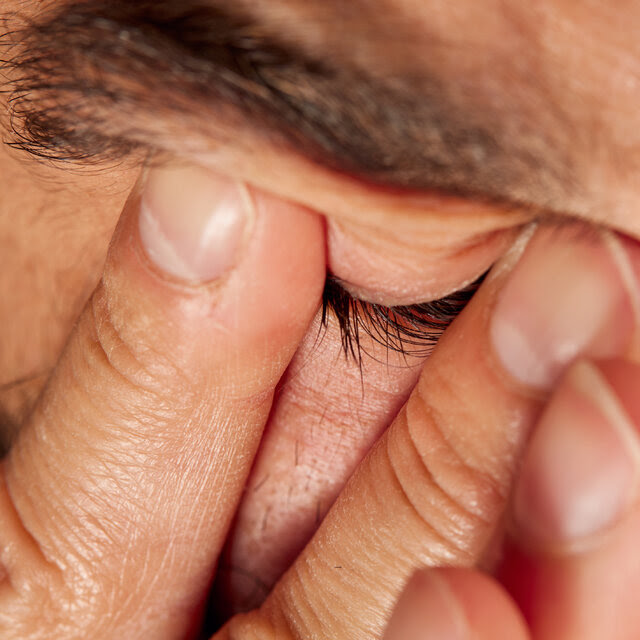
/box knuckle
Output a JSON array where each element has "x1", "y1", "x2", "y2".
[
  {"x1": 87, "y1": 283, "x2": 192, "y2": 406},
  {"x1": 0, "y1": 537, "x2": 99, "y2": 638},
  {"x1": 387, "y1": 380, "x2": 505, "y2": 558}
]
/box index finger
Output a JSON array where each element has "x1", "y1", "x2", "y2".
[{"x1": 0, "y1": 163, "x2": 326, "y2": 638}]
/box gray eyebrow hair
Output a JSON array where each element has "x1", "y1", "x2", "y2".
[{"x1": 1, "y1": 0, "x2": 574, "y2": 212}]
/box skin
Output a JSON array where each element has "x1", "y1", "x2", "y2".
[{"x1": 2, "y1": 0, "x2": 640, "y2": 638}]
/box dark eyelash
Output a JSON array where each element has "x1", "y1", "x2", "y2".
[{"x1": 321, "y1": 274, "x2": 484, "y2": 364}]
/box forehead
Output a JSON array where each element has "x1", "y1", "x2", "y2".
[
  {"x1": 243, "y1": 0, "x2": 640, "y2": 215},
  {"x1": 6, "y1": 0, "x2": 640, "y2": 231},
  {"x1": 248, "y1": 0, "x2": 640, "y2": 109},
  {"x1": 237, "y1": 1, "x2": 640, "y2": 133},
  {"x1": 242, "y1": 0, "x2": 640, "y2": 71}
]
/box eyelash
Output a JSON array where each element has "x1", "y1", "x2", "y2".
[{"x1": 321, "y1": 275, "x2": 484, "y2": 363}]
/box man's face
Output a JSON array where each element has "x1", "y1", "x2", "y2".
[
  {"x1": 2, "y1": 0, "x2": 640, "y2": 421},
  {"x1": 3, "y1": 0, "x2": 640, "y2": 621}
]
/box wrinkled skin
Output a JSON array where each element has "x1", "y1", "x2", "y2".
[{"x1": 2, "y1": 1, "x2": 640, "y2": 639}]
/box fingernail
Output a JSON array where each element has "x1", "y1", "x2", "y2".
[
  {"x1": 490, "y1": 226, "x2": 639, "y2": 388},
  {"x1": 384, "y1": 571, "x2": 467, "y2": 640},
  {"x1": 138, "y1": 163, "x2": 251, "y2": 283},
  {"x1": 513, "y1": 360, "x2": 640, "y2": 546}
]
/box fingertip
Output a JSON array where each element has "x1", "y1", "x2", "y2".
[
  {"x1": 383, "y1": 569, "x2": 468, "y2": 640},
  {"x1": 383, "y1": 568, "x2": 529, "y2": 640},
  {"x1": 107, "y1": 162, "x2": 327, "y2": 390},
  {"x1": 498, "y1": 358, "x2": 640, "y2": 640},
  {"x1": 512, "y1": 359, "x2": 640, "y2": 551},
  {"x1": 441, "y1": 569, "x2": 530, "y2": 640}
]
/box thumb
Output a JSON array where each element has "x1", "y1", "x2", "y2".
[{"x1": 0, "y1": 162, "x2": 325, "y2": 638}]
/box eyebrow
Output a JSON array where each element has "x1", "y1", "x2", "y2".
[{"x1": 2, "y1": 0, "x2": 576, "y2": 212}]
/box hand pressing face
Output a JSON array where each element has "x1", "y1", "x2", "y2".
[
  {"x1": 3, "y1": 0, "x2": 640, "y2": 414},
  {"x1": 2, "y1": 0, "x2": 640, "y2": 635}
]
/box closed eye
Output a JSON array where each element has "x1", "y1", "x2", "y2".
[{"x1": 321, "y1": 274, "x2": 484, "y2": 364}]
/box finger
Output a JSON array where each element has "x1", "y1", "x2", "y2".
[
  {"x1": 0, "y1": 162, "x2": 325, "y2": 638},
  {"x1": 215, "y1": 317, "x2": 426, "y2": 614},
  {"x1": 383, "y1": 568, "x2": 529, "y2": 640},
  {"x1": 221, "y1": 223, "x2": 640, "y2": 639},
  {"x1": 499, "y1": 358, "x2": 640, "y2": 640}
]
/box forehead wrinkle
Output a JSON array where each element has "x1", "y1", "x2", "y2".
[{"x1": 2, "y1": 0, "x2": 579, "y2": 215}]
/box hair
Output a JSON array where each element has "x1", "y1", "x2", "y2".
[{"x1": 0, "y1": 0, "x2": 571, "y2": 207}]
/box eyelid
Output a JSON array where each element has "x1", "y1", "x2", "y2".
[
  {"x1": 321, "y1": 275, "x2": 483, "y2": 364},
  {"x1": 326, "y1": 214, "x2": 524, "y2": 308}
]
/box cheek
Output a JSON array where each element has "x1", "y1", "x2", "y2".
[{"x1": 327, "y1": 219, "x2": 522, "y2": 306}]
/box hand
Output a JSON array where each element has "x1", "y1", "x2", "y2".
[
  {"x1": 0, "y1": 163, "x2": 327, "y2": 638},
  {"x1": 1, "y1": 161, "x2": 639, "y2": 640},
  {"x1": 217, "y1": 222, "x2": 639, "y2": 638},
  {"x1": 499, "y1": 356, "x2": 640, "y2": 639},
  {"x1": 384, "y1": 357, "x2": 640, "y2": 640}
]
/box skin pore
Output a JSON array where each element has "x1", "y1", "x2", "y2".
[{"x1": 2, "y1": 0, "x2": 640, "y2": 628}]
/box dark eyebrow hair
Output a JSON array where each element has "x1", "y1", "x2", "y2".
[{"x1": 1, "y1": 0, "x2": 575, "y2": 211}]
